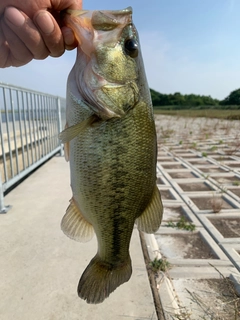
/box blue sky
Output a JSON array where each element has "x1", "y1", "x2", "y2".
[{"x1": 1, "y1": 0, "x2": 240, "y2": 100}]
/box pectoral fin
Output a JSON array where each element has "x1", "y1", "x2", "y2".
[
  {"x1": 61, "y1": 198, "x2": 94, "y2": 242},
  {"x1": 136, "y1": 185, "x2": 163, "y2": 233},
  {"x1": 59, "y1": 115, "x2": 97, "y2": 143}
]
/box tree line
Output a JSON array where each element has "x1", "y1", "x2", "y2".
[{"x1": 150, "y1": 88, "x2": 240, "y2": 109}]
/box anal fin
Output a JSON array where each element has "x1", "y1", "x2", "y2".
[
  {"x1": 136, "y1": 185, "x2": 163, "y2": 233},
  {"x1": 61, "y1": 198, "x2": 94, "y2": 242}
]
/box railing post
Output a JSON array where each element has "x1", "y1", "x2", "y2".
[
  {"x1": 0, "y1": 175, "x2": 11, "y2": 214},
  {"x1": 57, "y1": 97, "x2": 64, "y2": 157}
]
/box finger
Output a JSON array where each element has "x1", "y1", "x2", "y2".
[
  {"x1": 34, "y1": 10, "x2": 65, "y2": 58},
  {"x1": 0, "y1": 19, "x2": 33, "y2": 67},
  {"x1": 51, "y1": 0, "x2": 83, "y2": 12},
  {"x1": 4, "y1": 7, "x2": 49, "y2": 60},
  {"x1": 0, "y1": 22, "x2": 10, "y2": 68},
  {"x1": 61, "y1": 26, "x2": 78, "y2": 50}
]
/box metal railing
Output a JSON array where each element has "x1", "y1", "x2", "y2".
[{"x1": 0, "y1": 82, "x2": 66, "y2": 212}]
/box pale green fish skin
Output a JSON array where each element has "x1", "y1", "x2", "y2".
[{"x1": 59, "y1": 7, "x2": 163, "y2": 304}]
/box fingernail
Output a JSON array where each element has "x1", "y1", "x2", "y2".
[
  {"x1": 5, "y1": 7, "x2": 25, "y2": 27},
  {"x1": 35, "y1": 11, "x2": 55, "y2": 34}
]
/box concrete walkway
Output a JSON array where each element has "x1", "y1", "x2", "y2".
[{"x1": 0, "y1": 156, "x2": 157, "y2": 320}]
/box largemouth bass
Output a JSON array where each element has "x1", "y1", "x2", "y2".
[{"x1": 59, "y1": 7, "x2": 163, "y2": 304}]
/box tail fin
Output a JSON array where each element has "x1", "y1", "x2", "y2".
[{"x1": 78, "y1": 254, "x2": 132, "y2": 304}]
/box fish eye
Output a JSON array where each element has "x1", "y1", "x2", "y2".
[{"x1": 124, "y1": 38, "x2": 138, "y2": 58}]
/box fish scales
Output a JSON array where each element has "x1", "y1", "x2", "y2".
[{"x1": 59, "y1": 7, "x2": 163, "y2": 304}]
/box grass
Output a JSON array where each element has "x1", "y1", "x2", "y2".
[
  {"x1": 191, "y1": 142, "x2": 198, "y2": 150},
  {"x1": 154, "y1": 108, "x2": 240, "y2": 120},
  {"x1": 210, "y1": 145, "x2": 218, "y2": 151},
  {"x1": 233, "y1": 181, "x2": 240, "y2": 186},
  {"x1": 166, "y1": 216, "x2": 196, "y2": 232},
  {"x1": 149, "y1": 257, "x2": 171, "y2": 273},
  {"x1": 159, "y1": 127, "x2": 175, "y2": 139}
]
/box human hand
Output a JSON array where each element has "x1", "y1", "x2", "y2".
[{"x1": 0, "y1": 0, "x2": 82, "y2": 68}]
